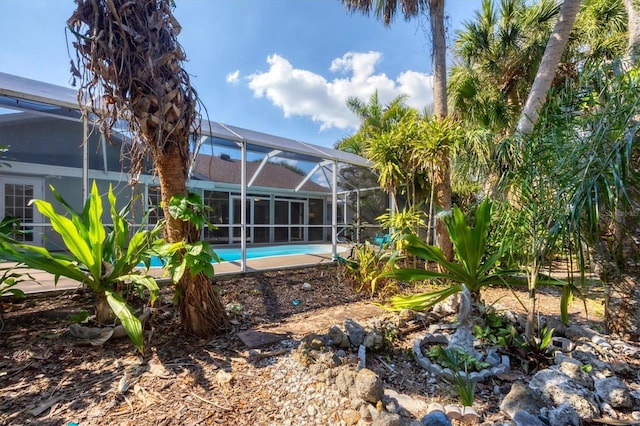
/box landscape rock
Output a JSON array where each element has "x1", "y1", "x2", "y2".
[
  {"x1": 328, "y1": 325, "x2": 350, "y2": 348},
  {"x1": 371, "y1": 411, "x2": 401, "y2": 426},
  {"x1": 500, "y1": 382, "x2": 548, "y2": 418},
  {"x1": 432, "y1": 293, "x2": 459, "y2": 317},
  {"x1": 558, "y1": 361, "x2": 593, "y2": 389},
  {"x1": 336, "y1": 367, "x2": 357, "y2": 397},
  {"x1": 565, "y1": 324, "x2": 599, "y2": 340},
  {"x1": 513, "y1": 410, "x2": 546, "y2": 426},
  {"x1": 420, "y1": 411, "x2": 452, "y2": 426},
  {"x1": 600, "y1": 401, "x2": 618, "y2": 418},
  {"x1": 384, "y1": 389, "x2": 429, "y2": 417},
  {"x1": 551, "y1": 336, "x2": 574, "y2": 352},
  {"x1": 363, "y1": 330, "x2": 384, "y2": 350},
  {"x1": 594, "y1": 376, "x2": 633, "y2": 408},
  {"x1": 544, "y1": 317, "x2": 567, "y2": 337},
  {"x1": 341, "y1": 408, "x2": 360, "y2": 425},
  {"x1": 345, "y1": 319, "x2": 365, "y2": 347},
  {"x1": 355, "y1": 368, "x2": 384, "y2": 404},
  {"x1": 529, "y1": 368, "x2": 600, "y2": 418},
  {"x1": 545, "y1": 403, "x2": 580, "y2": 426}
]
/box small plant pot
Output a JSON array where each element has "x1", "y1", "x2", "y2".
[{"x1": 461, "y1": 406, "x2": 479, "y2": 424}]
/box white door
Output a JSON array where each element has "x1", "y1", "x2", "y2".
[{"x1": 0, "y1": 177, "x2": 44, "y2": 246}]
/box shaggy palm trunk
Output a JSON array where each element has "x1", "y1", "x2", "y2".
[
  {"x1": 429, "y1": 0, "x2": 453, "y2": 261},
  {"x1": 153, "y1": 144, "x2": 229, "y2": 336},
  {"x1": 68, "y1": 0, "x2": 229, "y2": 338}
]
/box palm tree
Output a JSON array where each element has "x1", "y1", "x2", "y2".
[
  {"x1": 516, "y1": 0, "x2": 582, "y2": 134},
  {"x1": 338, "y1": 92, "x2": 424, "y2": 208},
  {"x1": 449, "y1": 0, "x2": 560, "y2": 134},
  {"x1": 67, "y1": 0, "x2": 228, "y2": 337},
  {"x1": 338, "y1": 92, "x2": 410, "y2": 155},
  {"x1": 341, "y1": 0, "x2": 454, "y2": 260},
  {"x1": 570, "y1": 0, "x2": 627, "y2": 65}
]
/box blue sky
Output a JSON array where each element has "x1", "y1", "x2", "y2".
[{"x1": 0, "y1": 0, "x2": 482, "y2": 149}]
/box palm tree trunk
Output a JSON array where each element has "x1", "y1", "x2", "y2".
[
  {"x1": 429, "y1": 0, "x2": 454, "y2": 261},
  {"x1": 516, "y1": 0, "x2": 581, "y2": 135},
  {"x1": 429, "y1": 0, "x2": 448, "y2": 120},
  {"x1": 623, "y1": 0, "x2": 640, "y2": 61},
  {"x1": 68, "y1": 0, "x2": 229, "y2": 339},
  {"x1": 153, "y1": 144, "x2": 229, "y2": 336}
]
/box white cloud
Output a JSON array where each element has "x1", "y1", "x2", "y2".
[
  {"x1": 245, "y1": 52, "x2": 434, "y2": 131},
  {"x1": 226, "y1": 70, "x2": 240, "y2": 84}
]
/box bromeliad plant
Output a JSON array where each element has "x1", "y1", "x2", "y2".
[
  {"x1": 380, "y1": 198, "x2": 518, "y2": 312},
  {"x1": 0, "y1": 181, "x2": 162, "y2": 353}
]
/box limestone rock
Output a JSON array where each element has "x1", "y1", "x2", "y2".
[
  {"x1": 363, "y1": 330, "x2": 384, "y2": 350},
  {"x1": 513, "y1": 410, "x2": 546, "y2": 426},
  {"x1": 529, "y1": 368, "x2": 600, "y2": 419},
  {"x1": 594, "y1": 376, "x2": 632, "y2": 408},
  {"x1": 355, "y1": 368, "x2": 384, "y2": 404},
  {"x1": 341, "y1": 408, "x2": 360, "y2": 425},
  {"x1": 371, "y1": 411, "x2": 400, "y2": 426},
  {"x1": 558, "y1": 361, "x2": 593, "y2": 389},
  {"x1": 335, "y1": 367, "x2": 357, "y2": 397},
  {"x1": 345, "y1": 319, "x2": 365, "y2": 347},
  {"x1": 328, "y1": 325, "x2": 350, "y2": 348},
  {"x1": 500, "y1": 382, "x2": 548, "y2": 418},
  {"x1": 545, "y1": 403, "x2": 580, "y2": 426},
  {"x1": 383, "y1": 389, "x2": 429, "y2": 417}
]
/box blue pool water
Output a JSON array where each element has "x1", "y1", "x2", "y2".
[{"x1": 146, "y1": 244, "x2": 343, "y2": 267}]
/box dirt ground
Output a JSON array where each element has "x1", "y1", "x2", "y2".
[{"x1": 0, "y1": 263, "x2": 626, "y2": 425}]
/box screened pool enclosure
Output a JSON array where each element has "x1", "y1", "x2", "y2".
[{"x1": 0, "y1": 73, "x2": 389, "y2": 271}]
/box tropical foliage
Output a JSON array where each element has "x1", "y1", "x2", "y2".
[
  {"x1": 154, "y1": 193, "x2": 221, "y2": 284},
  {"x1": 0, "y1": 182, "x2": 161, "y2": 353},
  {"x1": 381, "y1": 199, "x2": 517, "y2": 311}
]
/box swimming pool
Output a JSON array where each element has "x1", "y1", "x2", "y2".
[{"x1": 146, "y1": 243, "x2": 345, "y2": 267}]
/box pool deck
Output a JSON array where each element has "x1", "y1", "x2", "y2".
[{"x1": 6, "y1": 250, "x2": 342, "y2": 295}]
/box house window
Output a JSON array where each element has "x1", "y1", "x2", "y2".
[{"x1": 0, "y1": 177, "x2": 43, "y2": 245}]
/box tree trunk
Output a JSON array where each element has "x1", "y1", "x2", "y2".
[
  {"x1": 429, "y1": 0, "x2": 454, "y2": 261},
  {"x1": 516, "y1": 0, "x2": 581, "y2": 135},
  {"x1": 429, "y1": 0, "x2": 448, "y2": 120},
  {"x1": 623, "y1": 0, "x2": 640, "y2": 61},
  {"x1": 68, "y1": 0, "x2": 229, "y2": 339},
  {"x1": 434, "y1": 151, "x2": 452, "y2": 259},
  {"x1": 606, "y1": 273, "x2": 640, "y2": 341},
  {"x1": 153, "y1": 144, "x2": 229, "y2": 336}
]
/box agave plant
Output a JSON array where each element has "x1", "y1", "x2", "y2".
[
  {"x1": 380, "y1": 198, "x2": 518, "y2": 312},
  {"x1": 0, "y1": 181, "x2": 162, "y2": 353}
]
